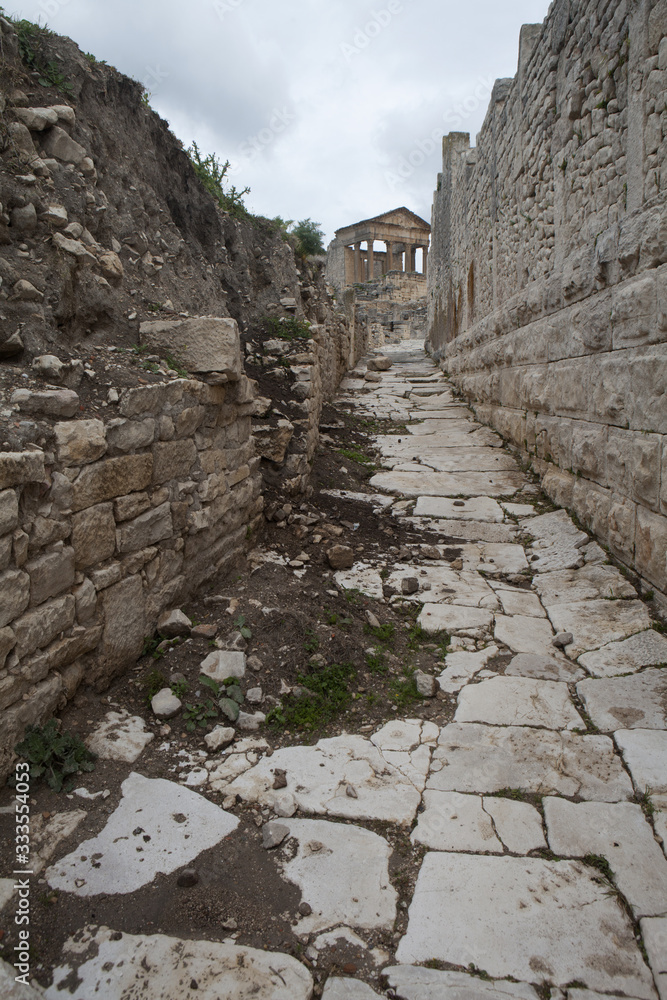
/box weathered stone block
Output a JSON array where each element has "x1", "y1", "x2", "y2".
[
  {"x1": 611, "y1": 275, "x2": 658, "y2": 349},
  {"x1": 71, "y1": 503, "x2": 116, "y2": 569},
  {"x1": 0, "y1": 451, "x2": 45, "y2": 489},
  {"x1": 570, "y1": 422, "x2": 607, "y2": 483},
  {"x1": 73, "y1": 577, "x2": 97, "y2": 623},
  {"x1": 139, "y1": 316, "x2": 242, "y2": 377},
  {"x1": 13, "y1": 594, "x2": 75, "y2": 659},
  {"x1": 71, "y1": 454, "x2": 153, "y2": 511},
  {"x1": 0, "y1": 489, "x2": 19, "y2": 535},
  {"x1": 98, "y1": 575, "x2": 146, "y2": 681},
  {"x1": 175, "y1": 406, "x2": 206, "y2": 438},
  {"x1": 90, "y1": 563, "x2": 122, "y2": 591},
  {"x1": 40, "y1": 125, "x2": 87, "y2": 165},
  {"x1": 21, "y1": 625, "x2": 103, "y2": 684},
  {"x1": 0, "y1": 674, "x2": 28, "y2": 712},
  {"x1": 606, "y1": 429, "x2": 662, "y2": 510},
  {"x1": 54, "y1": 419, "x2": 107, "y2": 466},
  {"x1": 114, "y1": 492, "x2": 151, "y2": 522},
  {"x1": 635, "y1": 506, "x2": 667, "y2": 591},
  {"x1": 152, "y1": 440, "x2": 197, "y2": 484},
  {"x1": 0, "y1": 534, "x2": 12, "y2": 571},
  {"x1": 117, "y1": 502, "x2": 173, "y2": 553},
  {"x1": 26, "y1": 548, "x2": 75, "y2": 606},
  {"x1": 119, "y1": 384, "x2": 167, "y2": 418},
  {"x1": 608, "y1": 498, "x2": 637, "y2": 567},
  {"x1": 106, "y1": 418, "x2": 155, "y2": 453},
  {"x1": 0, "y1": 569, "x2": 30, "y2": 628},
  {"x1": 628, "y1": 348, "x2": 667, "y2": 434},
  {"x1": 0, "y1": 626, "x2": 16, "y2": 669}
]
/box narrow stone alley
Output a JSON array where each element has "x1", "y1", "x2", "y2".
[{"x1": 2, "y1": 342, "x2": 666, "y2": 1000}]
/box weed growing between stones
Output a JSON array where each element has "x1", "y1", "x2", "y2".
[
  {"x1": 267, "y1": 662, "x2": 357, "y2": 732},
  {"x1": 12, "y1": 719, "x2": 96, "y2": 793},
  {"x1": 263, "y1": 316, "x2": 312, "y2": 340},
  {"x1": 142, "y1": 669, "x2": 168, "y2": 701}
]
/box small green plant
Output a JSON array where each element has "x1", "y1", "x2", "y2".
[
  {"x1": 171, "y1": 679, "x2": 189, "y2": 699},
  {"x1": 303, "y1": 629, "x2": 320, "y2": 654},
  {"x1": 267, "y1": 662, "x2": 356, "y2": 731},
  {"x1": 141, "y1": 635, "x2": 167, "y2": 661},
  {"x1": 234, "y1": 614, "x2": 252, "y2": 640},
  {"x1": 142, "y1": 668, "x2": 168, "y2": 702},
  {"x1": 636, "y1": 786, "x2": 655, "y2": 820},
  {"x1": 263, "y1": 316, "x2": 312, "y2": 341},
  {"x1": 338, "y1": 447, "x2": 375, "y2": 469},
  {"x1": 141, "y1": 89, "x2": 152, "y2": 108},
  {"x1": 187, "y1": 141, "x2": 250, "y2": 218},
  {"x1": 182, "y1": 699, "x2": 219, "y2": 732},
  {"x1": 494, "y1": 788, "x2": 527, "y2": 802},
  {"x1": 583, "y1": 854, "x2": 615, "y2": 883},
  {"x1": 13, "y1": 720, "x2": 96, "y2": 793},
  {"x1": 365, "y1": 649, "x2": 388, "y2": 674},
  {"x1": 389, "y1": 667, "x2": 421, "y2": 708},
  {"x1": 365, "y1": 622, "x2": 395, "y2": 646},
  {"x1": 163, "y1": 353, "x2": 189, "y2": 377}
]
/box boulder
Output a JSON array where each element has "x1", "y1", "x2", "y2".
[
  {"x1": 367, "y1": 356, "x2": 393, "y2": 372},
  {"x1": 327, "y1": 545, "x2": 355, "y2": 570},
  {"x1": 364, "y1": 372, "x2": 382, "y2": 383},
  {"x1": 140, "y1": 316, "x2": 242, "y2": 377},
  {"x1": 204, "y1": 726, "x2": 235, "y2": 751},
  {"x1": 13, "y1": 107, "x2": 58, "y2": 130},
  {"x1": 40, "y1": 125, "x2": 87, "y2": 166},
  {"x1": 158, "y1": 609, "x2": 192, "y2": 638},
  {"x1": 10, "y1": 204, "x2": 37, "y2": 235}
]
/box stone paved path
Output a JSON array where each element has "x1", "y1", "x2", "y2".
[{"x1": 3, "y1": 342, "x2": 667, "y2": 999}]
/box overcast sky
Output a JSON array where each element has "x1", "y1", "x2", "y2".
[{"x1": 11, "y1": 0, "x2": 551, "y2": 243}]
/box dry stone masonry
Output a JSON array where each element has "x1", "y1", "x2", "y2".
[{"x1": 427, "y1": 0, "x2": 667, "y2": 597}]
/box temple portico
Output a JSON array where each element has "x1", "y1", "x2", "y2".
[{"x1": 327, "y1": 207, "x2": 431, "y2": 290}]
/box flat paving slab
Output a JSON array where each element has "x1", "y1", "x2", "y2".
[
  {"x1": 322, "y1": 979, "x2": 382, "y2": 999},
  {"x1": 385, "y1": 967, "x2": 543, "y2": 1000},
  {"x1": 534, "y1": 565, "x2": 637, "y2": 605},
  {"x1": 419, "y1": 605, "x2": 494, "y2": 635},
  {"x1": 44, "y1": 926, "x2": 313, "y2": 999},
  {"x1": 412, "y1": 790, "x2": 546, "y2": 855},
  {"x1": 578, "y1": 630, "x2": 667, "y2": 678},
  {"x1": 544, "y1": 798, "x2": 667, "y2": 918},
  {"x1": 640, "y1": 917, "x2": 667, "y2": 1000},
  {"x1": 45, "y1": 773, "x2": 239, "y2": 896},
  {"x1": 438, "y1": 645, "x2": 501, "y2": 694},
  {"x1": 613, "y1": 729, "x2": 667, "y2": 804},
  {"x1": 277, "y1": 818, "x2": 397, "y2": 934},
  {"x1": 461, "y1": 543, "x2": 530, "y2": 576},
  {"x1": 577, "y1": 670, "x2": 667, "y2": 731},
  {"x1": 505, "y1": 652, "x2": 586, "y2": 683},
  {"x1": 370, "y1": 470, "x2": 524, "y2": 498},
  {"x1": 523, "y1": 510, "x2": 589, "y2": 573},
  {"x1": 494, "y1": 615, "x2": 556, "y2": 656},
  {"x1": 427, "y1": 724, "x2": 634, "y2": 801},
  {"x1": 455, "y1": 676, "x2": 584, "y2": 730},
  {"x1": 413, "y1": 496, "x2": 505, "y2": 521},
  {"x1": 395, "y1": 854, "x2": 657, "y2": 997},
  {"x1": 546, "y1": 601, "x2": 652, "y2": 658},
  {"x1": 86, "y1": 710, "x2": 154, "y2": 762}
]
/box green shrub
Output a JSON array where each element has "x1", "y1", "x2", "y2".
[
  {"x1": 263, "y1": 316, "x2": 312, "y2": 341},
  {"x1": 13, "y1": 720, "x2": 96, "y2": 793},
  {"x1": 291, "y1": 218, "x2": 325, "y2": 256},
  {"x1": 187, "y1": 142, "x2": 250, "y2": 218}
]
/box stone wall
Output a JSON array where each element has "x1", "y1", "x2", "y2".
[
  {"x1": 0, "y1": 348, "x2": 264, "y2": 779},
  {"x1": 427, "y1": 0, "x2": 667, "y2": 595}
]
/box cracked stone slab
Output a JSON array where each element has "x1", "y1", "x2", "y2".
[
  {"x1": 370, "y1": 470, "x2": 524, "y2": 499},
  {"x1": 224, "y1": 730, "x2": 432, "y2": 826},
  {"x1": 461, "y1": 543, "x2": 529, "y2": 576},
  {"x1": 494, "y1": 615, "x2": 556, "y2": 655},
  {"x1": 395, "y1": 855, "x2": 656, "y2": 997},
  {"x1": 43, "y1": 926, "x2": 313, "y2": 1000},
  {"x1": 613, "y1": 729, "x2": 667, "y2": 806},
  {"x1": 86, "y1": 710, "x2": 154, "y2": 763},
  {"x1": 322, "y1": 979, "x2": 382, "y2": 999},
  {"x1": 546, "y1": 601, "x2": 652, "y2": 658},
  {"x1": 544, "y1": 798, "x2": 667, "y2": 918},
  {"x1": 523, "y1": 509, "x2": 589, "y2": 572},
  {"x1": 578, "y1": 631, "x2": 667, "y2": 678},
  {"x1": 419, "y1": 604, "x2": 494, "y2": 635},
  {"x1": 412, "y1": 791, "x2": 503, "y2": 853},
  {"x1": 413, "y1": 497, "x2": 506, "y2": 522},
  {"x1": 387, "y1": 565, "x2": 498, "y2": 609},
  {"x1": 505, "y1": 653, "x2": 586, "y2": 683},
  {"x1": 334, "y1": 563, "x2": 384, "y2": 601},
  {"x1": 427, "y1": 724, "x2": 634, "y2": 802},
  {"x1": 483, "y1": 796, "x2": 547, "y2": 854},
  {"x1": 640, "y1": 917, "x2": 667, "y2": 1000},
  {"x1": 405, "y1": 517, "x2": 519, "y2": 544},
  {"x1": 577, "y1": 670, "x2": 667, "y2": 732},
  {"x1": 534, "y1": 565, "x2": 637, "y2": 606},
  {"x1": 496, "y1": 590, "x2": 546, "y2": 618},
  {"x1": 438, "y1": 645, "x2": 500, "y2": 694},
  {"x1": 455, "y1": 676, "x2": 584, "y2": 730},
  {"x1": 385, "y1": 966, "x2": 542, "y2": 1000},
  {"x1": 45, "y1": 773, "x2": 239, "y2": 896},
  {"x1": 277, "y1": 818, "x2": 396, "y2": 935}
]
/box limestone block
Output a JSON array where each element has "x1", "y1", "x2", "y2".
[
  {"x1": 71, "y1": 454, "x2": 153, "y2": 511},
  {"x1": 570, "y1": 421, "x2": 607, "y2": 483},
  {"x1": 105, "y1": 417, "x2": 155, "y2": 453},
  {"x1": 113, "y1": 492, "x2": 151, "y2": 522},
  {"x1": 152, "y1": 440, "x2": 197, "y2": 484},
  {"x1": 0, "y1": 489, "x2": 18, "y2": 535},
  {"x1": 11, "y1": 388, "x2": 79, "y2": 419},
  {"x1": 13, "y1": 594, "x2": 75, "y2": 659},
  {"x1": 175, "y1": 406, "x2": 206, "y2": 439},
  {"x1": 253, "y1": 420, "x2": 294, "y2": 464},
  {"x1": 97, "y1": 251, "x2": 123, "y2": 280},
  {"x1": 90, "y1": 564, "x2": 122, "y2": 591},
  {"x1": 590, "y1": 354, "x2": 630, "y2": 427},
  {"x1": 7, "y1": 122, "x2": 37, "y2": 159},
  {"x1": 634, "y1": 505, "x2": 667, "y2": 589},
  {"x1": 21, "y1": 626, "x2": 103, "y2": 684},
  {"x1": 73, "y1": 577, "x2": 97, "y2": 623},
  {"x1": 71, "y1": 503, "x2": 116, "y2": 569},
  {"x1": 98, "y1": 575, "x2": 146, "y2": 679},
  {"x1": 0, "y1": 569, "x2": 30, "y2": 628},
  {"x1": 13, "y1": 106, "x2": 58, "y2": 129},
  {"x1": 0, "y1": 450, "x2": 45, "y2": 489},
  {"x1": 629, "y1": 348, "x2": 667, "y2": 434},
  {"x1": 119, "y1": 384, "x2": 167, "y2": 418},
  {"x1": 40, "y1": 125, "x2": 87, "y2": 165},
  {"x1": 26, "y1": 548, "x2": 75, "y2": 606},
  {"x1": 607, "y1": 497, "x2": 637, "y2": 567},
  {"x1": 54, "y1": 419, "x2": 107, "y2": 467},
  {"x1": 606, "y1": 429, "x2": 661, "y2": 509},
  {"x1": 117, "y1": 502, "x2": 173, "y2": 554},
  {"x1": 663, "y1": 438, "x2": 667, "y2": 515},
  {"x1": 140, "y1": 316, "x2": 242, "y2": 377}
]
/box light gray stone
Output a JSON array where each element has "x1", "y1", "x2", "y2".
[
  {"x1": 640, "y1": 917, "x2": 667, "y2": 1000},
  {"x1": 455, "y1": 676, "x2": 584, "y2": 730},
  {"x1": 0, "y1": 568, "x2": 30, "y2": 627},
  {"x1": 385, "y1": 966, "x2": 541, "y2": 1000},
  {"x1": 614, "y1": 729, "x2": 667, "y2": 805},
  {"x1": 411, "y1": 790, "x2": 503, "y2": 853},
  {"x1": 494, "y1": 615, "x2": 556, "y2": 655},
  {"x1": 415, "y1": 670, "x2": 438, "y2": 697},
  {"x1": 106, "y1": 417, "x2": 155, "y2": 453},
  {"x1": 396, "y1": 855, "x2": 656, "y2": 997},
  {"x1": 14, "y1": 106, "x2": 58, "y2": 129},
  {"x1": 71, "y1": 503, "x2": 116, "y2": 569},
  {"x1": 11, "y1": 388, "x2": 79, "y2": 418},
  {"x1": 505, "y1": 652, "x2": 585, "y2": 682},
  {"x1": 157, "y1": 609, "x2": 192, "y2": 638},
  {"x1": 204, "y1": 726, "x2": 235, "y2": 751},
  {"x1": 577, "y1": 670, "x2": 667, "y2": 731},
  {"x1": 151, "y1": 688, "x2": 182, "y2": 719},
  {"x1": 438, "y1": 645, "x2": 500, "y2": 693},
  {"x1": 524, "y1": 509, "x2": 590, "y2": 572},
  {"x1": 322, "y1": 979, "x2": 382, "y2": 999},
  {"x1": 546, "y1": 601, "x2": 652, "y2": 658},
  {"x1": 0, "y1": 957, "x2": 45, "y2": 997},
  {"x1": 578, "y1": 630, "x2": 667, "y2": 678},
  {"x1": 496, "y1": 590, "x2": 546, "y2": 618},
  {"x1": 13, "y1": 594, "x2": 76, "y2": 659},
  {"x1": 534, "y1": 565, "x2": 637, "y2": 605},
  {"x1": 40, "y1": 125, "x2": 87, "y2": 165},
  {"x1": 419, "y1": 604, "x2": 493, "y2": 635},
  {"x1": 427, "y1": 724, "x2": 634, "y2": 801},
  {"x1": 370, "y1": 470, "x2": 524, "y2": 498},
  {"x1": 116, "y1": 502, "x2": 172, "y2": 553},
  {"x1": 237, "y1": 711, "x2": 266, "y2": 731},
  {"x1": 200, "y1": 649, "x2": 246, "y2": 681},
  {"x1": 44, "y1": 927, "x2": 312, "y2": 1000},
  {"x1": 544, "y1": 798, "x2": 667, "y2": 918},
  {"x1": 86, "y1": 711, "x2": 154, "y2": 763},
  {"x1": 46, "y1": 772, "x2": 239, "y2": 896},
  {"x1": 461, "y1": 543, "x2": 529, "y2": 576},
  {"x1": 25, "y1": 548, "x2": 75, "y2": 605},
  {"x1": 413, "y1": 496, "x2": 505, "y2": 521},
  {"x1": 279, "y1": 818, "x2": 396, "y2": 934},
  {"x1": 140, "y1": 316, "x2": 242, "y2": 376},
  {"x1": 483, "y1": 796, "x2": 547, "y2": 854}
]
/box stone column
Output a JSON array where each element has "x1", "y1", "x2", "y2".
[
  {"x1": 386, "y1": 240, "x2": 394, "y2": 271},
  {"x1": 367, "y1": 242, "x2": 375, "y2": 281},
  {"x1": 354, "y1": 243, "x2": 362, "y2": 282},
  {"x1": 422, "y1": 246, "x2": 428, "y2": 277},
  {"x1": 404, "y1": 245, "x2": 412, "y2": 272}
]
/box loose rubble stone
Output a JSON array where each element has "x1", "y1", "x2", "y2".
[
  {"x1": 176, "y1": 869, "x2": 199, "y2": 888},
  {"x1": 544, "y1": 798, "x2": 667, "y2": 918},
  {"x1": 200, "y1": 650, "x2": 246, "y2": 681},
  {"x1": 46, "y1": 773, "x2": 239, "y2": 895},
  {"x1": 157, "y1": 609, "x2": 192, "y2": 637},
  {"x1": 151, "y1": 689, "x2": 182, "y2": 719},
  {"x1": 278, "y1": 818, "x2": 397, "y2": 934},
  {"x1": 367, "y1": 355, "x2": 392, "y2": 371},
  {"x1": 11, "y1": 388, "x2": 79, "y2": 418},
  {"x1": 414, "y1": 670, "x2": 438, "y2": 697},
  {"x1": 577, "y1": 669, "x2": 667, "y2": 731},
  {"x1": 44, "y1": 927, "x2": 313, "y2": 1000},
  {"x1": 578, "y1": 630, "x2": 667, "y2": 678},
  {"x1": 205, "y1": 726, "x2": 235, "y2": 751},
  {"x1": 396, "y1": 855, "x2": 656, "y2": 996},
  {"x1": 427, "y1": 724, "x2": 634, "y2": 801},
  {"x1": 262, "y1": 821, "x2": 290, "y2": 849},
  {"x1": 327, "y1": 545, "x2": 355, "y2": 570},
  {"x1": 455, "y1": 676, "x2": 584, "y2": 730},
  {"x1": 552, "y1": 632, "x2": 574, "y2": 649},
  {"x1": 86, "y1": 711, "x2": 154, "y2": 763}
]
